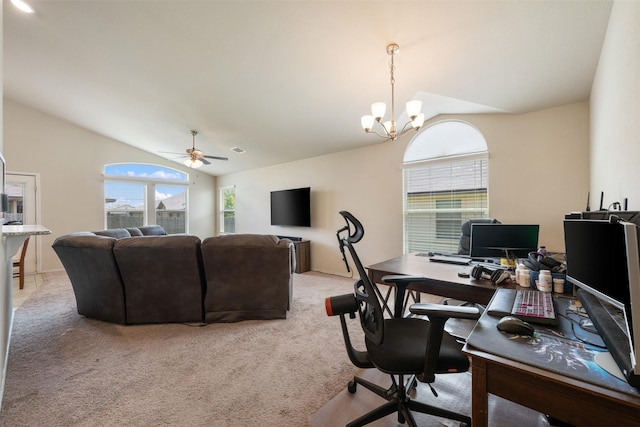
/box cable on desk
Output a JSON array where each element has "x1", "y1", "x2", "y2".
[{"x1": 558, "y1": 310, "x2": 608, "y2": 349}]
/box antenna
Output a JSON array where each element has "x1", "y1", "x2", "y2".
[{"x1": 599, "y1": 191, "x2": 604, "y2": 211}]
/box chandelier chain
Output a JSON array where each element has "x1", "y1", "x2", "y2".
[{"x1": 390, "y1": 53, "x2": 396, "y2": 128}]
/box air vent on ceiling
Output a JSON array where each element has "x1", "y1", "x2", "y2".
[{"x1": 231, "y1": 147, "x2": 246, "y2": 154}]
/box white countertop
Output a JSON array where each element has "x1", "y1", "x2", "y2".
[{"x1": 2, "y1": 224, "x2": 51, "y2": 237}]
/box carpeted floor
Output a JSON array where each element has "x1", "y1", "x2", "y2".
[
  {"x1": 1, "y1": 270, "x2": 552, "y2": 427},
  {"x1": 0, "y1": 271, "x2": 361, "y2": 426}
]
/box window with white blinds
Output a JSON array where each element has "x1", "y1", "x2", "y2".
[{"x1": 403, "y1": 121, "x2": 489, "y2": 254}]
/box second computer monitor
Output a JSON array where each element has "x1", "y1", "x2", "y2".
[{"x1": 469, "y1": 223, "x2": 540, "y2": 259}]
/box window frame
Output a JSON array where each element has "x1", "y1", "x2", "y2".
[
  {"x1": 219, "y1": 185, "x2": 236, "y2": 234},
  {"x1": 104, "y1": 164, "x2": 189, "y2": 233},
  {"x1": 403, "y1": 121, "x2": 489, "y2": 255}
]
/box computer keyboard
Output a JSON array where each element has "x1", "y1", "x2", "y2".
[
  {"x1": 487, "y1": 288, "x2": 557, "y2": 325},
  {"x1": 512, "y1": 290, "x2": 555, "y2": 320},
  {"x1": 427, "y1": 254, "x2": 472, "y2": 265}
]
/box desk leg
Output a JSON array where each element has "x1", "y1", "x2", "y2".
[{"x1": 470, "y1": 357, "x2": 489, "y2": 427}]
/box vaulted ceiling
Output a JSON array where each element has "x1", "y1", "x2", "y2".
[{"x1": 4, "y1": 1, "x2": 613, "y2": 175}]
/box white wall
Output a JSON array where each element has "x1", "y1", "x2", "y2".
[
  {"x1": 218, "y1": 101, "x2": 590, "y2": 276},
  {"x1": 0, "y1": 0, "x2": 10, "y2": 405},
  {"x1": 591, "y1": 0, "x2": 640, "y2": 207},
  {"x1": 2, "y1": 99, "x2": 217, "y2": 272}
]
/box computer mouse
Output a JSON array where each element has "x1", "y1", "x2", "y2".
[{"x1": 496, "y1": 316, "x2": 535, "y2": 336}]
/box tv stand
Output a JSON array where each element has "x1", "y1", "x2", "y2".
[
  {"x1": 277, "y1": 236, "x2": 310, "y2": 273},
  {"x1": 278, "y1": 235, "x2": 302, "y2": 242}
]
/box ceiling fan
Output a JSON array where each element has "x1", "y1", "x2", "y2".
[{"x1": 164, "y1": 130, "x2": 228, "y2": 168}]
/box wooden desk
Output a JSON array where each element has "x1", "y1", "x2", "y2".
[
  {"x1": 367, "y1": 253, "x2": 504, "y2": 306},
  {"x1": 463, "y1": 311, "x2": 640, "y2": 427}
]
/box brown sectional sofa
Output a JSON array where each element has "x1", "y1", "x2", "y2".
[
  {"x1": 52, "y1": 226, "x2": 295, "y2": 325},
  {"x1": 202, "y1": 234, "x2": 294, "y2": 322}
]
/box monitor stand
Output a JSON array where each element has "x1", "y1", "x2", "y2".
[
  {"x1": 578, "y1": 290, "x2": 640, "y2": 389},
  {"x1": 594, "y1": 352, "x2": 626, "y2": 381}
]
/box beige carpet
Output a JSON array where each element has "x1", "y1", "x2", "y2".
[
  {"x1": 1, "y1": 270, "x2": 552, "y2": 427},
  {"x1": 0, "y1": 270, "x2": 361, "y2": 426}
]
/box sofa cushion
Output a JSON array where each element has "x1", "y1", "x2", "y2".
[
  {"x1": 94, "y1": 228, "x2": 131, "y2": 239},
  {"x1": 126, "y1": 227, "x2": 144, "y2": 236},
  {"x1": 113, "y1": 235, "x2": 204, "y2": 324},
  {"x1": 138, "y1": 225, "x2": 168, "y2": 236}
]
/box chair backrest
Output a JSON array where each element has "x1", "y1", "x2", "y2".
[
  {"x1": 458, "y1": 218, "x2": 500, "y2": 255},
  {"x1": 15, "y1": 236, "x2": 29, "y2": 266},
  {"x1": 337, "y1": 211, "x2": 385, "y2": 346}
]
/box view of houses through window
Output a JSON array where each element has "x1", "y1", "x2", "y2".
[
  {"x1": 403, "y1": 121, "x2": 489, "y2": 254},
  {"x1": 104, "y1": 164, "x2": 188, "y2": 234}
]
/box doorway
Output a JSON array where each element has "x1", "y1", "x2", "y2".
[{"x1": 6, "y1": 173, "x2": 39, "y2": 274}]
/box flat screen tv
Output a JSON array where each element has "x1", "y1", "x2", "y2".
[
  {"x1": 564, "y1": 219, "x2": 640, "y2": 387},
  {"x1": 270, "y1": 187, "x2": 311, "y2": 227},
  {"x1": 469, "y1": 223, "x2": 539, "y2": 259}
]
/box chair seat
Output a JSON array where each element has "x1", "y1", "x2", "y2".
[{"x1": 366, "y1": 317, "x2": 469, "y2": 375}]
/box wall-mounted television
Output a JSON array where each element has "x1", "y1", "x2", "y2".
[{"x1": 270, "y1": 187, "x2": 311, "y2": 227}]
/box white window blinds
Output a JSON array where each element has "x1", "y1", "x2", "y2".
[{"x1": 404, "y1": 155, "x2": 488, "y2": 254}]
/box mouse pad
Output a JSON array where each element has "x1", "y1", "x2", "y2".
[{"x1": 466, "y1": 297, "x2": 640, "y2": 396}]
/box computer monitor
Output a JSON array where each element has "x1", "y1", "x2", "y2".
[
  {"x1": 469, "y1": 224, "x2": 539, "y2": 259},
  {"x1": 564, "y1": 219, "x2": 640, "y2": 386}
]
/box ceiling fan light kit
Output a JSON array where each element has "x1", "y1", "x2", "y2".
[
  {"x1": 166, "y1": 130, "x2": 229, "y2": 169},
  {"x1": 184, "y1": 158, "x2": 204, "y2": 168},
  {"x1": 361, "y1": 43, "x2": 425, "y2": 141}
]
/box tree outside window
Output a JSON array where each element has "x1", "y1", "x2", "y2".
[{"x1": 220, "y1": 186, "x2": 235, "y2": 233}]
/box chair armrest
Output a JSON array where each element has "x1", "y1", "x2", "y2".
[
  {"x1": 380, "y1": 275, "x2": 430, "y2": 318},
  {"x1": 325, "y1": 293, "x2": 358, "y2": 316},
  {"x1": 409, "y1": 303, "x2": 481, "y2": 320}
]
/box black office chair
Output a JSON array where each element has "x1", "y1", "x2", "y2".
[
  {"x1": 326, "y1": 211, "x2": 480, "y2": 427},
  {"x1": 457, "y1": 218, "x2": 500, "y2": 255}
]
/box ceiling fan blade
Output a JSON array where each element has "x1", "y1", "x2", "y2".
[
  {"x1": 202, "y1": 155, "x2": 229, "y2": 161},
  {"x1": 200, "y1": 158, "x2": 211, "y2": 165},
  {"x1": 158, "y1": 151, "x2": 186, "y2": 156}
]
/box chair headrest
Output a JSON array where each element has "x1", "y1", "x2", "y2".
[{"x1": 339, "y1": 211, "x2": 364, "y2": 244}]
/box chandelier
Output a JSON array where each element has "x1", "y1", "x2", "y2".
[{"x1": 360, "y1": 43, "x2": 425, "y2": 141}]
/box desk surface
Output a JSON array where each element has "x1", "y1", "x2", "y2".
[
  {"x1": 367, "y1": 253, "x2": 510, "y2": 306},
  {"x1": 463, "y1": 294, "x2": 640, "y2": 427}
]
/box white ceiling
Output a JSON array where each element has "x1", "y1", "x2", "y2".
[{"x1": 3, "y1": 1, "x2": 613, "y2": 176}]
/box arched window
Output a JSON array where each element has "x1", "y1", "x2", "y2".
[
  {"x1": 403, "y1": 121, "x2": 489, "y2": 254},
  {"x1": 104, "y1": 163, "x2": 189, "y2": 234}
]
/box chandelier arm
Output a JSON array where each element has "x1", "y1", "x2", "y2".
[
  {"x1": 366, "y1": 126, "x2": 392, "y2": 139},
  {"x1": 398, "y1": 120, "x2": 417, "y2": 136}
]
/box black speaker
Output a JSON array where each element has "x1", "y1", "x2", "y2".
[{"x1": 470, "y1": 265, "x2": 510, "y2": 285}]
